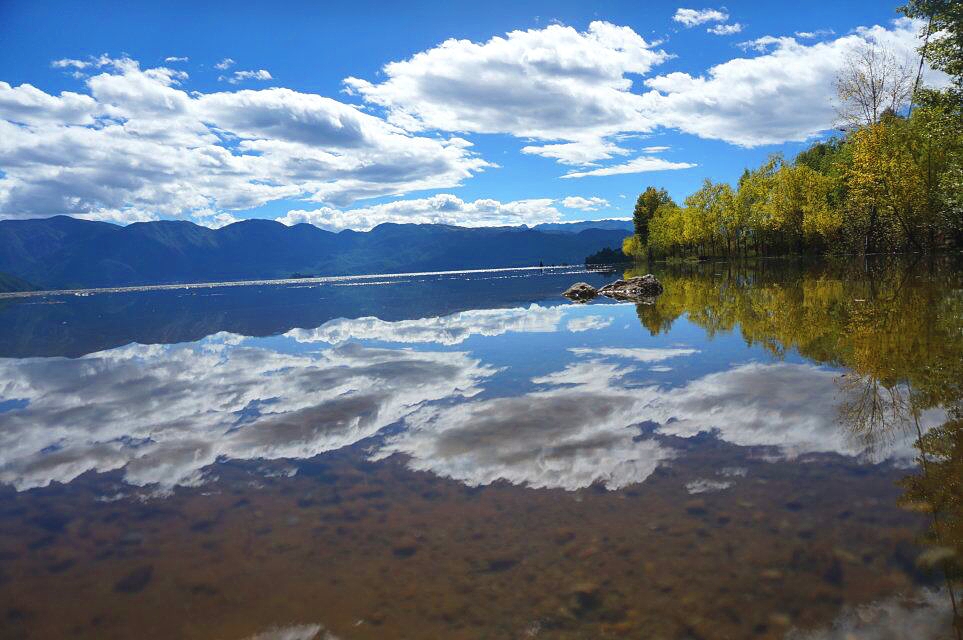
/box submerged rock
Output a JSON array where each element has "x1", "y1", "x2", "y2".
[
  {"x1": 597, "y1": 275, "x2": 663, "y2": 300},
  {"x1": 562, "y1": 282, "x2": 598, "y2": 302}
]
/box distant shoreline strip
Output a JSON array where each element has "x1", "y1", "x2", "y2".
[{"x1": 0, "y1": 265, "x2": 588, "y2": 300}]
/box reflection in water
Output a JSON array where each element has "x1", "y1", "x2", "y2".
[
  {"x1": 0, "y1": 338, "x2": 494, "y2": 491},
  {"x1": 787, "y1": 589, "x2": 956, "y2": 640},
  {"x1": 375, "y1": 360, "x2": 677, "y2": 491},
  {"x1": 286, "y1": 304, "x2": 567, "y2": 345},
  {"x1": 0, "y1": 258, "x2": 961, "y2": 639}
]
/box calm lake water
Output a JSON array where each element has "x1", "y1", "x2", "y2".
[{"x1": 1, "y1": 258, "x2": 961, "y2": 639}]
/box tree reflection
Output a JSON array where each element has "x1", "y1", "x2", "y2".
[{"x1": 628, "y1": 257, "x2": 963, "y2": 637}]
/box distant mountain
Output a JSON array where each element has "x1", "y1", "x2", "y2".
[
  {"x1": 532, "y1": 219, "x2": 633, "y2": 234},
  {"x1": 0, "y1": 216, "x2": 631, "y2": 290},
  {"x1": 0, "y1": 272, "x2": 36, "y2": 293}
]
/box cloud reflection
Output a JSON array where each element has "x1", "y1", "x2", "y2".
[
  {"x1": 0, "y1": 335, "x2": 494, "y2": 491},
  {"x1": 374, "y1": 360, "x2": 675, "y2": 490},
  {"x1": 374, "y1": 355, "x2": 938, "y2": 491},
  {"x1": 284, "y1": 304, "x2": 578, "y2": 346}
]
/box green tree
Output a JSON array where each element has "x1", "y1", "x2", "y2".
[
  {"x1": 900, "y1": 0, "x2": 963, "y2": 98},
  {"x1": 633, "y1": 187, "x2": 674, "y2": 243}
]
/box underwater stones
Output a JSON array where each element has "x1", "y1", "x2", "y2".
[
  {"x1": 567, "y1": 581, "x2": 601, "y2": 612},
  {"x1": 113, "y1": 565, "x2": 153, "y2": 593},
  {"x1": 562, "y1": 282, "x2": 597, "y2": 301},
  {"x1": 392, "y1": 536, "x2": 420, "y2": 558}
]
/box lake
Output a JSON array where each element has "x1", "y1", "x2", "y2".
[{"x1": 0, "y1": 258, "x2": 961, "y2": 639}]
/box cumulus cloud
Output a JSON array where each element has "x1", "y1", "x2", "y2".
[
  {"x1": 345, "y1": 21, "x2": 669, "y2": 164},
  {"x1": 215, "y1": 58, "x2": 236, "y2": 70},
  {"x1": 707, "y1": 23, "x2": 743, "y2": 35},
  {"x1": 220, "y1": 69, "x2": 273, "y2": 84},
  {"x1": 0, "y1": 58, "x2": 490, "y2": 222},
  {"x1": 673, "y1": 8, "x2": 729, "y2": 27},
  {"x1": 561, "y1": 156, "x2": 696, "y2": 178},
  {"x1": 521, "y1": 138, "x2": 631, "y2": 165},
  {"x1": 0, "y1": 337, "x2": 495, "y2": 492},
  {"x1": 794, "y1": 29, "x2": 835, "y2": 39},
  {"x1": 164, "y1": 56, "x2": 188, "y2": 63},
  {"x1": 561, "y1": 196, "x2": 609, "y2": 210},
  {"x1": 640, "y1": 18, "x2": 946, "y2": 146},
  {"x1": 347, "y1": 17, "x2": 938, "y2": 158},
  {"x1": 276, "y1": 193, "x2": 560, "y2": 231}
]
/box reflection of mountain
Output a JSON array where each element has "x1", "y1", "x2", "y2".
[
  {"x1": 0, "y1": 337, "x2": 495, "y2": 491},
  {"x1": 0, "y1": 268, "x2": 619, "y2": 358}
]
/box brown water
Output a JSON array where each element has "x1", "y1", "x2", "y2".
[{"x1": 0, "y1": 258, "x2": 960, "y2": 639}]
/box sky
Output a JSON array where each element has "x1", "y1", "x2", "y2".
[{"x1": 0, "y1": 1, "x2": 941, "y2": 231}]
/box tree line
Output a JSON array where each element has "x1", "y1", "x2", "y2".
[{"x1": 623, "y1": 0, "x2": 962, "y2": 260}]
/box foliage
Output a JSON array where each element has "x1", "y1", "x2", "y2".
[
  {"x1": 633, "y1": 187, "x2": 674, "y2": 243},
  {"x1": 620, "y1": 29, "x2": 962, "y2": 261},
  {"x1": 585, "y1": 246, "x2": 628, "y2": 266},
  {"x1": 628, "y1": 104, "x2": 961, "y2": 259},
  {"x1": 900, "y1": 0, "x2": 963, "y2": 98}
]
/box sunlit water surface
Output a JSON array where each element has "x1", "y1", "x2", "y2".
[{"x1": 1, "y1": 259, "x2": 961, "y2": 639}]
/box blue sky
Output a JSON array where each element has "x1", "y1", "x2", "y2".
[{"x1": 0, "y1": 1, "x2": 933, "y2": 230}]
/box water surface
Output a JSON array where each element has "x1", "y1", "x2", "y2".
[{"x1": 1, "y1": 259, "x2": 961, "y2": 639}]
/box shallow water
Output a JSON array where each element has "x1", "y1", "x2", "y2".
[{"x1": 0, "y1": 258, "x2": 961, "y2": 639}]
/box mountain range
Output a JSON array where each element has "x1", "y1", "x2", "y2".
[{"x1": 0, "y1": 216, "x2": 632, "y2": 291}]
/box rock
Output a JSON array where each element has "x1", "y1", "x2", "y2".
[
  {"x1": 114, "y1": 565, "x2": 153, "y2": 593},
  {"x1": 567, "y1": 582, "x2": 601, "y2": 612},
  {"x1": 596, "y1": 275, "x2": 663, "y2": 301},
  {"x1": 562, "y1": 282, "x2": 597, "y2": 301}
]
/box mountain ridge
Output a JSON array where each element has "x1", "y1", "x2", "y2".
[{"x1": 0, "y1": 216, "x2": 630, "y2": 290}]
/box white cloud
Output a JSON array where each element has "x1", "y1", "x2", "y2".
[
  {"x1": 220, "y1": 69, "x2": 273, "y2": 84},
  {"x1": 707, "y1": 23, "x2": 743, "y2": 35},
  {"x1": 164, "y1": 56, "x2": 189, "y2": 63},
  {"x1": 347, "y1": 17, "x2": 939, "y2": 157},
  {"x1": 561, "y1": 195, "x2": 609, "y2": 210},
  {"x1": 0, "y1": 58, "x2": 490, "y2": 222},
  {"x1": 673, "y1": 8, "x2": 729, "y2": 27},
  {"x1": 276, "y1": 193, "x2": 559, "y2": 231},
  {"x1": 521, "y1": 138, "x2": 631, "y2": 165},
  {"x1": 214, "y1": 57, "x2": 236, "y2": 70},
  {"x1": 561, "y1": 156, "x2": 696, "y2": 178},
  {"x1": 345, "y1": 21, "x2": 669, "y2": 164},
  {"x1": 641, "y1": 145, "x2": 670, "y2": 153},
  {"x1": 794, "y1": 29, "x2": 835, "y2": 39},
  {"x1": 641, "y1": 18, "x2": 945, "y2": 146},
  {"x1": 51, "y1": 54, "x2": 114, "y2": 71}
]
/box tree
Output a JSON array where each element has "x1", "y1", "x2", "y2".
[
  {"x1": 633, "y1": 187, "x2": 674, "y2": 243},
  {"x1": 900, "y1": 0, "x2": 963, "y2": 98},
  {"x1": 834, "y1": 42, "x2": 914, "y2": 128}
]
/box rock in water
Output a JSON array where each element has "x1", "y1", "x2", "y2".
[
  {"x1": 597, "y1": 274, "x2": 664, "y2": 301},
  {"x1": 562, "y1": 282, "x2": 598, "y2": 302}
]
